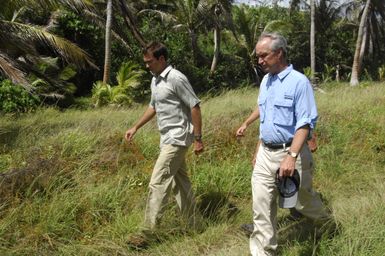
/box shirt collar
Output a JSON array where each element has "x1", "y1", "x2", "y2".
[
  {"x1": 157, "y1": 65, "x2": 173, "y2": 80},
  {"x1": 268, "y1": 64, "x2": 293, "y2": 81}
]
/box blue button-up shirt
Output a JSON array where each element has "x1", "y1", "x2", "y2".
[{"x1": 258, "y1": 64, "x2": 318, "y2": 144}]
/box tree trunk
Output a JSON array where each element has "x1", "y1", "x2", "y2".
[
  {"x1": 103, "y1": 0, "x2": 112, "y2": 84},
  {"x1": 210, "y1": 25, "x2": 221, "y2": 74},
  {"x1": 189, "y1": 30, "x2": 206, "y2": 65},
  {"x1": 350, "y1": 0, "x2": 371, "y2": 86},
  {"x1": 310, "y1": 0, "x2": 316, "y2": 83},
  {"x1": 118, "y1": 0, "x2": 147, "y2": 48},
  {"x1": 359, "y1": 24, "x2": 368, "y2": 71}
]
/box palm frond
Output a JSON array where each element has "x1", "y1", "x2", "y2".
[
  {"x1": 0, "y1": 52, "x2": 30, "y2": 89},
  {"x1": 0, "y1": 20, "x2": 97, "y2": 70},
  {"x1": 92, "y1": 81, "x2": 113, "y2": 107},
  {"x1": 36, "y1": 0, "x2": 94, "y2": 13},
  {"x1": 138, "y1": 9, "x2": 177, "y2": 24},
  {"x1": 116, "y1": 62, "x2": 145, "y2": 88},
  {"x1": 264, "y1": 20, "x2": 292, "y2": 37},
  {"x1": 83, "y1": 10, "x2": 133, "y2": 52}
]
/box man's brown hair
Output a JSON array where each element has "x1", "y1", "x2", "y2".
[{"x1": 143, "y1": 42, "x2": 168, "y2": 61}]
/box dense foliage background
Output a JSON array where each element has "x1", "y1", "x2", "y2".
[{"x1": 1, "y1": 0, "x2": 385, "y2": 112}]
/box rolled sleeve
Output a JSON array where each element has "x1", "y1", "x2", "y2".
[
  {"x1": 295, "y1": 117, "x2": 314, "y2": 130},
  {"x1": 294, "y1": 80, "x2": 318, "y2": 131}
]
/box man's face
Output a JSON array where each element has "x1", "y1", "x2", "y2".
[
  {"x1": 255, "y1": 38, "x2": 281, "y2": 74},
  {"x1": 143, "y1": 52, "x2": 165, "y2": 76}
]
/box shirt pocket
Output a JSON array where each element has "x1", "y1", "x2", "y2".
[{"x1": 273, "y1": 99, "x2": 294, "y2": 126}]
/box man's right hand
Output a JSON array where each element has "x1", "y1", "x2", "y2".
[
  {"x1": 236, "y1": 124, "x2": 247, "y2": 137},
  {"x1": 125, "y1": 127, "x2": 137, "y2": 142},
  {"x1": 193, "y1": 140, "x2": 204, "y2": 155}
]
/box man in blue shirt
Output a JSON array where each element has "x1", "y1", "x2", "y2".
[{"x1": 236, "y1": 32, "x2": 329, "y2": 256}]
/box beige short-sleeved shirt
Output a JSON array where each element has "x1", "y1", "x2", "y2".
[{"x1": 149, "y1": 65, "x2": 200, "y2": 147}]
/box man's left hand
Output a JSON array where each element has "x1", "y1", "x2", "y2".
[{"x1": 193, "y1": 141, "x2": 204, "y2": 155}]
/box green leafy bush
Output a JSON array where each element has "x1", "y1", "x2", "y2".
[
  {"x1": 303, "y1": 66, "x2": 312, "y2": 79},
  {"x1": 91, "y1": 61, "x2": 146, "y2": 107},
  {"x1": 0, "y1": 80, "x2": 40, "y2": 113},
  {"x1": 91, "y1": 81, "x2": 113, "y2": 107},
  {"x1": 321, "y1": 64, "x2": 336, "y2": 83}
]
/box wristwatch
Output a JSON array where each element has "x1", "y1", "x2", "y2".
[
  {"x1": 194, "y1": 134, "x2": 202, "y2": 142},
  {"x1": 287, "y1": 151, "x2": 298, "y2": 158}
]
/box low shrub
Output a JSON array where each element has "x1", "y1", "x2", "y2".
[{"x1": 0, "y1": 80, "x2": 40, "y2": 113}]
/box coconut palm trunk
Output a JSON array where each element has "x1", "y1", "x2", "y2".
[
  {"x1": 118, "y1": 0, "x2": 147, "y2": 48},
  {"x1": 310, "y1": 0, "x2": 316, "y2": 83},
  {"x1": 103, "y1": 0, "x2": 112, "y2": 84},
  {"x1": 359, "y1": 24, "x2": 368, "y2": 72},
  {"x1": 350, "y1": 0, "x2": 371, "y2": 86},
  {"x1": 189, "y1": 29, "x2": 206, "y2": 65},
  {"x1": 210, "y1": 25, "x2": 221, "y2": 74}
]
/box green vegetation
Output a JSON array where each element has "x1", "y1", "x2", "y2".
[
  {"x1": 0, "y1": 80, "x2": 40, "y2": 113},
  {"x1": 2, "y1": 1, "x2": 385, "y2": 110},
  {"x1": 91, "y1": 61, "x2": 147, "y2": 107},
  {"x1": 1, "y1": 1, "x2": 384, "y2": 255},
  {"x1": 1, "y1": 82, "x2": 385, "y2": 255}
]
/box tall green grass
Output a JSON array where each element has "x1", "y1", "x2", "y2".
[{"x1": 0, "y1": 83, "x2": 385, "y2": 255}]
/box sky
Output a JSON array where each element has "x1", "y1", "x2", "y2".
[{"x1": 233, "y1": 0, "x2": 290, "y2": 7}]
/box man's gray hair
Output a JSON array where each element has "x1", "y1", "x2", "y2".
[{"x1": 258, "y1": 32, "x2": 287, "y2": 58}]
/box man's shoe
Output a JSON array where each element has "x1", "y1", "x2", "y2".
[
  {"x1": 288, "y1": 208, "x2": 304, "y2": 221},
  {"x1": 127, "y1": 229, "x2": 160, "y2": 250},
  {"x1": 127, "y1": 233, "x2": 149, "y2": 250},
  {"x1": 240, "y1": 223, "x2": 254, "y2": 236}
]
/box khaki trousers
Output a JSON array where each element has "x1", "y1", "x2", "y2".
[
  {"x1": 250, "y1": 143, "x2": 328, "y2": 256},
  {"x1": 144, "y1": 144, "x2": 196, "y2": 229}
]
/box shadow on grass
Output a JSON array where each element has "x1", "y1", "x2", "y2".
[
  {"x1": 277, "y1": 216, "x2": 340, "y2": 256},
  {"x1": 0, "y1": 125, "x2": 20, "y2": 153},
  {"x1": 0, "y1": 149, "x2": 76, "y2": 207},
  {"x1": 126, "y1": 191, "x2": 242, "y2": 251},
  {"x1": 197, "y1": 191, "x2": 239, "y2": 222}
]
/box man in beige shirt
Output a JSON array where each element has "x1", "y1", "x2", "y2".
[{"x1": 125, "y1": 42, "x2": 203, "y2": 247}]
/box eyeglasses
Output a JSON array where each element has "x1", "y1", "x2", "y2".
[{"x1": 256, "y1": 51, "x2": 275, "y2": 60}]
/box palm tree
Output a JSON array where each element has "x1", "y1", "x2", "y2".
[
  {"x1": 350, "y1": 0, "x2": 370, "y2": 86},
  {"x1": 289, "y1": 0, "x2": 317, "y2": 81},
  {"x1": 231, "y1": 5, "x2": 260, "y2": 82},
  {"x1": 54, "y1": 0, "x2": 147, "y2": 71},
  {"x1": 343, "y1": 0, "x2": 385, "y2": 86},
  {"x1": 205, "y1": 0, "x2": 236, "y2": 73},
  {"x1": 310, "y1": 0, "x2": 316, "y2": 81},
  {"x1": 138, "y1": 0, "x2": 235, "y2": 72},
  {"x1": 139, "y1": 0, "x2": 211, "y2": 65},
  {"x1": 290, "y1": 0, "x2": 346, "y2": 82},
  {"x1": 103, "y1": 0, "x2": 113, "y2": 84},
  {"x1": 45, "y1": 0, "x2": 148, "y2": 87},
  {"x1": 232, "y1": 5, "x2": 259, "y2": 52},
  {"x1": 0, "y1": 1, "x2": 96, "y2": 94},
  {"x1": 118, "y1": 0, "x2": 147, "y2": 48},
  {"x1": 92, "y1": 61, "x2": 145, "y2": 107}
]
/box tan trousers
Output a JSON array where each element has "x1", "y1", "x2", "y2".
[
  {"x1": 250, "y1": 143, "x2": 328, "y2": 256},
  {"x1": 144, "y1": 144, "x2": 196, "y2": 229}
]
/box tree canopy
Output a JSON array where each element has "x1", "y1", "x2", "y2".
[{"x1": 1, "y1": 0, "x2": 384, "y2": 111}]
